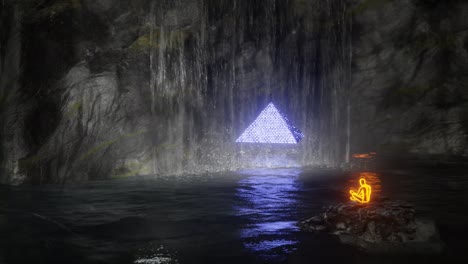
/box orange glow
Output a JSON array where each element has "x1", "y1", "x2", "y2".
[
  {"x1": 352, "y1": 153, "x2": 372, "y2": 159},
  {"x1": 349, "y1": 178, "x2": 372, "y2": 203},
  {"x1": 352, "y1": 152, "x2": 377, "y2": 159}
]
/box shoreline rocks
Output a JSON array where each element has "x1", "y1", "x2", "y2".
[{"x1": 299, "y1": 200, "x2": 443, "y2": 253}]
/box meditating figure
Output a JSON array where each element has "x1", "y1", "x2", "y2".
[{"x1": 349, "y1": 178, "x2": 372, "y2": 203}]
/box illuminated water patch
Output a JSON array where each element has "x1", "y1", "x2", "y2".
[
  {"x1": 234, "y1": 168, "x2": 301, "y2": 256},
  {"x1": 236, "y1": 103, "x2": 304, "y2": 144}
]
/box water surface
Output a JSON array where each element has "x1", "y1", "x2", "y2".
[{"x1": 0, "y1": 166, "x2": 467, "y2": 263}]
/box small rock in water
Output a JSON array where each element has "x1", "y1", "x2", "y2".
[{"x1": 299, "y1": 200, "x2": 442, "y2": 254}]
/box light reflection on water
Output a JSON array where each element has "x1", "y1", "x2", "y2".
[
  {"x1": 234, "y1": 168, "x2": 301, "y2": 256},
  {"x1": 133, "y1": 243, "x2": 179, "y2": 264},
  {"x1": 3, "y1": 167, "x2": 467, "y2": 263}
]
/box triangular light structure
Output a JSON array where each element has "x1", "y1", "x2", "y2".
[{"x1": 236, "y1": 103, "x2": 304, "y2": 144}]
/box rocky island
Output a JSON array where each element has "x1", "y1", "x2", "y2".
[{"x1": 299, "y1": 199, "x2": 443, "y2": 254}]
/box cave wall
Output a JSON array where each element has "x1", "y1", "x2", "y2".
[
  {"x1": 350, "y1": 0, "x2": 468, "y2": 156},
  {"x1": 0, "y1": 1, "x2": 27, "y2": 185},
  {"x1": 1, "y1": 0, "x2": 467, "y2": 184},
  {"x1": 1, "y1": 0, "x2": 352, "y2": 184}
]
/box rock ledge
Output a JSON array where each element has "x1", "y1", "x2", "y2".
[{"x1": 299, "y1": 200, "x2": 443, "y2": 253}]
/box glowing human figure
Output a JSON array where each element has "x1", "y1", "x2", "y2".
[{"x1": 349, "y1": 178, "x2": 372, "y2": 203}]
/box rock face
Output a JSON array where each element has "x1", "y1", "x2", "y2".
[
  {"x1": 350, "y1": 0, "x2": 468, "y2": 156},
  {"x1": 1, "y1": 0, "x2": 468, "y2": 184},
  {"x1": 299, "y1": 201, "x2": 442, "y2": 253},
  {"x1": 1, "y1": 0, "x2": 353, "y2": 184},
  {"x1": 0, "y1": 2, "x2": 27, "y2": 185}
]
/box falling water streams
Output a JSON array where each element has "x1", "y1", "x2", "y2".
[
  {"x1": 0, "y1": 0, "x2": 354, "y2": 177},
  {"x1": 2, "y1": 2, "x2": 468, "y2": 263},
  {"x1": 141, "y1": 0, "x2": 353, "y2": 175}
]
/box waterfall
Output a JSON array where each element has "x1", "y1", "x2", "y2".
[
  {"x1": 143, "y1": 0, "x2": 353, "y2": 175},
  {"x1": 0, "y1": 0, "x2": 355, "y2": 183},
  {"x1": 148, "y1": 3, "x2": 157, "y2": 174}
]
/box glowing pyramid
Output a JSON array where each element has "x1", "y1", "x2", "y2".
[{"x1": 236, "y1": 103, "x2": 304, "y2": 144}]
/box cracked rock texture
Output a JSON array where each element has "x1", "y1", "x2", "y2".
[
  {"x1": 1, "y1": 0, "x2": 468, "y2": 184},
  {"x1": 299, "y1": 200, "x2": 442, "y2": 253}
]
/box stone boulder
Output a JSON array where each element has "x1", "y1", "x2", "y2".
[{"x1": 299, "y1": 200, "x2": 443, "y2": 254}]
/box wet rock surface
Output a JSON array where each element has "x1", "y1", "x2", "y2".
[
  {"x1": 2, "y1": 0, "x2": 468, "y2": 184},
  {"x1": 299, "y1": 200, "x2": 443, "y2": 253},
  {"x1": 0, "y1": 0, "x2": 353, "y2": 183}
]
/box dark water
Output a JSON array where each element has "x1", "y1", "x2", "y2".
[{"x1": 1, "y1": 166, "x2": 467, "y2": 264}]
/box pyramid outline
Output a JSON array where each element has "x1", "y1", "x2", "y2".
[{"x1": 236, "y1": 103, "x2": 304, "y2": 144}]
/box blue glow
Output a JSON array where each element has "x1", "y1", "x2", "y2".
[
  {"x1": 236, "y1": 103, "x2": 304, "y2": 144},
  {"x1": 234, "y1": 168, "x2": 301, "y2": 255}
]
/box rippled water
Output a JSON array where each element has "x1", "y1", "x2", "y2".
[{"x1": 0, "y1": 166, "x2": 467, "y2": 263}]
